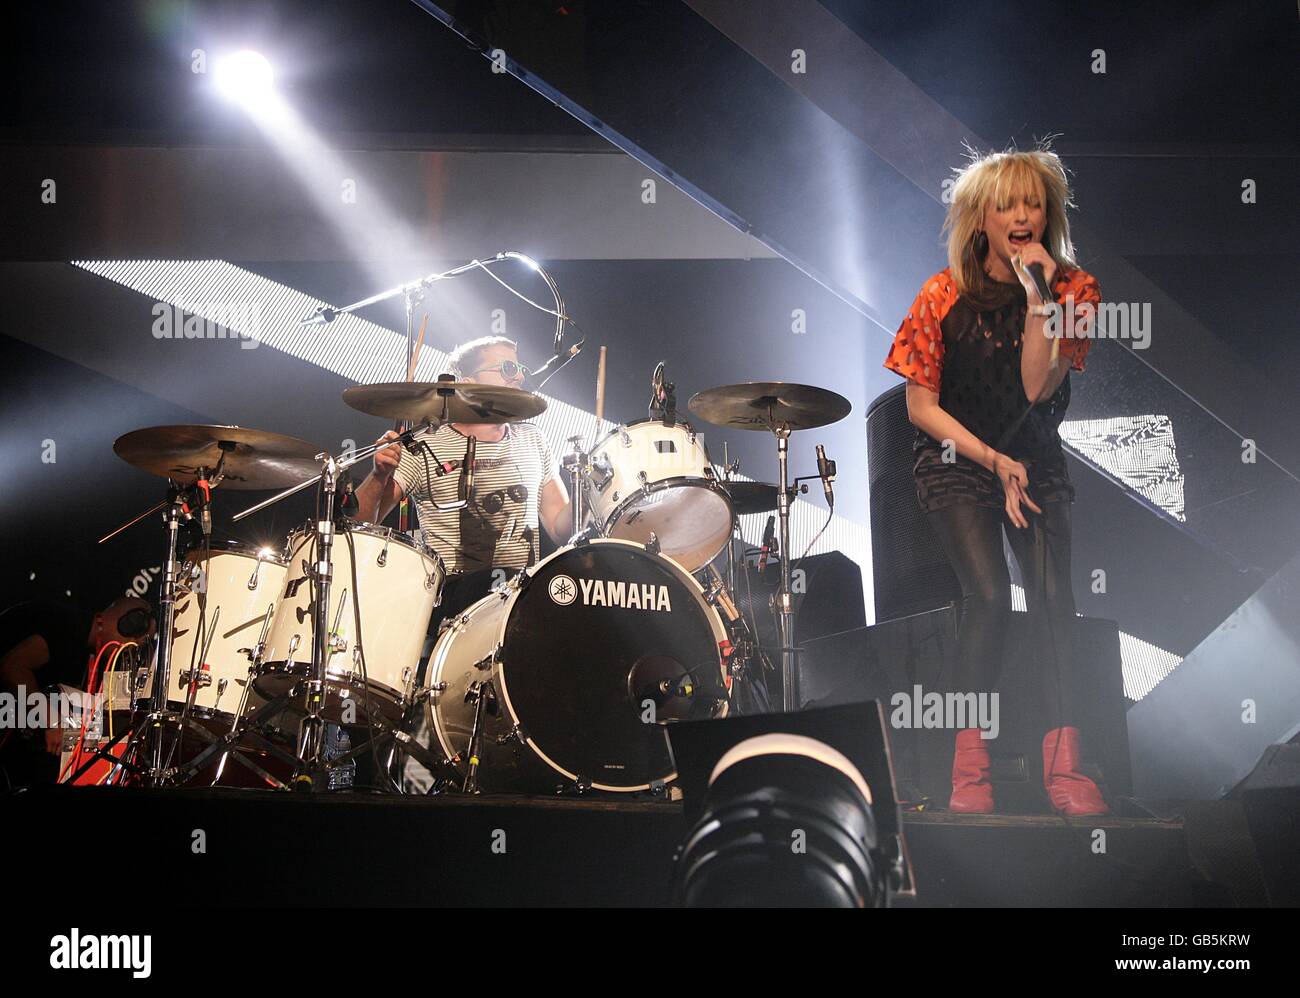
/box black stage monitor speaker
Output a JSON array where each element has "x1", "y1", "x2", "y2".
[
  {"x1": 798, "y1": 607, "x2": 1130, "y2": 814},
  {"x1": 866, "y1": 385, "x2": 961, "y2": 623}
]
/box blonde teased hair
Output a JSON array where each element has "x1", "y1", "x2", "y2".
[{"x1": 944, "y1": 143, "x2": 1077, "y2": 307}]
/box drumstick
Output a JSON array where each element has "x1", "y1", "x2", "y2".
[
  {"x1": 595, "y1": 345, "x2": 607, "y2": 426},
  {"x1": 406, "y1": 312, "x2": 430, "y2": 383},
  {"x1": 395, "y1": 313, "x2": 429, "y2": 533}
]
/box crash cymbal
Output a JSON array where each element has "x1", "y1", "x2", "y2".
[
  {"x1": 113, "y1": 425, "x2": 324, "y2": 490},
  {"x1": 342, "y1": 380, "x2": 547, "y2": 424},
  {"x1": 688, "y1": 382, "x2": 851, "y2": 432},
  {"x1": 724, "y1": 481, "x2": 781, "y2": 516}
]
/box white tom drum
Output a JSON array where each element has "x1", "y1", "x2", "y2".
[
  {"x1": 164, "y1": 542, "x2": 286, "y2": 722},
  {"x1": 585, "y1": 419, "x2": 734, "y2": 572},
  {"x1": 423, "y1": 538, "x2": 731, "y2": 793},
  {"x1": 255, "y1": 523, "x2": 445, "y2": 722}
]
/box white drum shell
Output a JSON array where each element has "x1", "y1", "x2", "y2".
[
  {"x1": 167, "y1": 545, "x2": 285, "y2": 719},
  {"x1": 586, "y1": 421, "x2": 733, "y2": 571},
  {"x1": 260, "y1": 525, "x2": 444, "y2": 707}
]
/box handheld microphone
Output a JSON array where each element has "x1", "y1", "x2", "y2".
[
  {"x1": 1014, "y1": 254, "x2": 1054, "y2": 306},
  {"x1": 1027, "y1": 262, "x2": 1053, "y2": 305},
  {"x1": 757, "y1": 515, "x2": 776, "y2": 572},
  {"x1": 815, "y1": 444, "x2": 836, "y2": 510}
]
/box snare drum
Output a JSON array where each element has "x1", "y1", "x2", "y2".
[
  {"x1": 255, "y1": 524, "x2": 445, "y2": 722},
  {"x1": 585, "y1": 419, "x2": 734, "y2": 572},
  {"x1": 423, "y1": 538, "x2": 731, "y2": 793},
  {"x1": 165, "y1": 542, "x2": 286, "y2": 722}
]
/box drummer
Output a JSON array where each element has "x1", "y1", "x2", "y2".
[{"x1": 354, "y1": 335, "x2": 571, "y2": 618}]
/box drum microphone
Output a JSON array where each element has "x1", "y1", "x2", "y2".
[
  {"x1": 757, "y1": 515, "x2": 776, "y2": 572},
  {"x1": 301, "y1": 306, "x2": 337, "y2": 327},
  {"x1": 531, "y1": 338, "x2": 585, "y2": 390},
  {"x1": 815, "y1": 444, "x2": 836, "y2": 510}
]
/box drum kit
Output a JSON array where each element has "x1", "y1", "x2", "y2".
[
  {"x1": 72, "y1": 259, "x2": 852, "y2": 797},
  {"x1": 74, "y1": 371, "x2": 850, "y2": 796}
]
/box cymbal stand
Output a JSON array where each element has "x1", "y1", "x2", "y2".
[
  {"x1": 75, "y1": 473, "x2": 223, "y2": 786},
  {"x1": 769, "y1": 411, "x2": 799, "y2": 712},
  {"x1": 291, "y1": 451, "x2": 339, "y2": 790}
]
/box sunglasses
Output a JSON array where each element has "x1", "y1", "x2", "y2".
[
  {"x1": 472, "y1": 360, "x2": 529, "y2": 380},
  {"x1": 480, "y1": 483, "x2": 529, "y2": 515}
]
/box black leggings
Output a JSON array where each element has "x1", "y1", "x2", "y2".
[{"x1": 926, "y1": 501, "x2": 1077, "y2": 729}]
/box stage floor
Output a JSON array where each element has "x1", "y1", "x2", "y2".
[{"x1": 2, "y1": 786, "x2": 1232, "y2": 907}]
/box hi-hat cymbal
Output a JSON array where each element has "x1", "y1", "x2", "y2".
[
  {"x1": 688, "y1": 382, "x2": 851, "y2": 432},
  {"x1": 113, "y1": 425, "x2": 324, "y2": 490},
  {"x1": 724, "y1": 481, "x2": 782, "y2": 516},
  {"x1": 342, "y1": 381, "x2": 547, "y2": 425}
]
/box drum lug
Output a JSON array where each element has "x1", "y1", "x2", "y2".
[
  {"x1": 637, "y1": 470, "x2": 648, "y2": 486},
  {"x1": 471, "y1": 644, "x2": 502, "y2": 672},
  {"x1": 645, "y1": 532, "x2": 661, "y2": 556},
  {"x1": 176, "y1": 668, "x2": 212, "y2": 690},
  {"x1": 511, "y1": 567, "x2": 531, "y2": 590},
  {"x1": 618, "y1": 426, "x2": 631, "y2": 447},
  {"x1": 377, "y1": 528, "x2": 392, "y2": 567}
]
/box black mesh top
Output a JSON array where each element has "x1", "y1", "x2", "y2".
[{"x1": 884, "y1": 267, "x2": 1099, "y2": 513}]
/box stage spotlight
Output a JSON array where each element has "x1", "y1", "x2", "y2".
[
  {"x1": 667, "y1": 703, "x2": 912, "y2": 908},
  {"x1": 214, "y1": 50, "x2": 275, "y2": 104}
]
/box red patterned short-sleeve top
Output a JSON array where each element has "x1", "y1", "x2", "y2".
[{"x1": 883, "y1": 267, "x2": 1099, "y2": 512}]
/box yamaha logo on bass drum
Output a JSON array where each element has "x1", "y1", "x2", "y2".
[{"x1": 547, "y1": 574, "x2": 673, "y2": 612}]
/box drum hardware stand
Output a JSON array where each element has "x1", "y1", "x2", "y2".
[
  {"x1": 165, "y1": 688, "x2": 303, "y2": 789},
  {"x1": 79, "y1": 471, "x2": 231, "y2": 787},
  {"x1": 770, "y1": 417, "x2": 799, "y2": 711},
  {"x1": 178, "y1": 605, "x2": 221, "y2": 721},
  {"x1": 562, "y1": 436, "x2": 591, "y2": 542},
  {"x1": 461, "y1": 679, "x2": 499, "y2": 794},
  {"x1": 210, "y1": 611, "x2": 275, "y2": 785},
  {"x1": 328, "y1": 709, "x2": 452, "y2": 787}
]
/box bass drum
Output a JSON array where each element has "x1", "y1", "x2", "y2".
[{"x1": 425, "y1": 539, "x2": 731, "y2": 793}]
